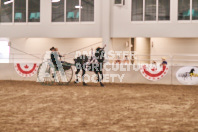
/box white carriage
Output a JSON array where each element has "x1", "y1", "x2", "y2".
[{"x1": 37, "y1": 51, "x2": 73, "y2": 85}]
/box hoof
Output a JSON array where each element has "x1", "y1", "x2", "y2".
[
  {"x1": 52, "y1": 73, "x2": 55, "y2": 78},
  {"x1": 74, "y1": 80, "x2": 79, "y2": 84},
  {"x1": 100, "y1": 82, "x2": 104, "y2": 87},
  {"x1": 83, "y1": 82, "x2": 87, "y2": 86}
]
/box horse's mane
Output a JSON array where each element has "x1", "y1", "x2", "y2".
[
  {"x1": 95, "y1": 48, "x2": 105, "y2": 63},
  {"x1": 74, "y1": 48, "x2": 105, "y2": 64}
]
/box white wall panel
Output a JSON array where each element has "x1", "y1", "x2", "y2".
[{"x1": 111, "y1": 0, "x2": 198, "y2": 37}]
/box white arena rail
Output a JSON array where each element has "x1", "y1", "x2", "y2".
[{"x1": 1, "y1": 53, "x2": 198, "y2": 85}]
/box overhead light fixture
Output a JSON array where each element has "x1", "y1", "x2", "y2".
[
  {"x1": 75, "y1": 5, "x2": 82, "y2": 8},
  {"x1": 4, "y1": 0, "x2": 13, "y2": 5},
  {"x1": 52, "y1": 0, "x2": 60, "y2": 3}
]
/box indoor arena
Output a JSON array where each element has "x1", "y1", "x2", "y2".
[{"x1": 0, "y1": 0, "x2": 198, "y2": 131}]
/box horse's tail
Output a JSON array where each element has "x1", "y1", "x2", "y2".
[{"x1": 74, "y1": 55, "x2": 88, "y2": 66}]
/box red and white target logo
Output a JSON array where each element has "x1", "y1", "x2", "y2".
[
  {"x1": 140, "y1": 65, "x2": 169, "y2": 81},
  {"x1": 14, "y1": 63, "x2": 39, "y2": 77}
]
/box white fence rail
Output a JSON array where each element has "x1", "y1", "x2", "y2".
[
  {"x1": 1, "y1": 53, "x2": 198, "y2": 85},
  {"x1": 1, "y1": 53, "x2": 198, "y2": 65}
]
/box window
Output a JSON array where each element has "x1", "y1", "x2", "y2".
[
  {"x1": 66, "y1": 0, "x2": 79, "y2": 22},
  {"x1": 0, "y1": 0, "x2": 13, "y2": 23},
  {"x1": 81, "y1": 0, "x2": 94, "y2": 21},
  {"x1": 115, "y1": 0, "x2": 122, "y2": 4},
  {"x1": 28, "y1": 0, "x2": 40, "y2": 22},
  {"x1": 145, "y1": 0, "x2": 156, "y2": 21},
  {"x1": 158, "y1": 0, "x2": 170, "y2": 20},
  {"x1": 178, "y1": 0, "x2": 198, "y2": 21},
  {"x1": 52, "y1": 0, "x2": 94, "y2": 22},
  {"x1": 52, "y1": 0, "x2": 64, "y2": 22},
  {"x1": 0, "y1": 0, "x2": 40, "y2": 23},
  {"x1": 131, "y1": 0, "x2": 170, "y2": 21},
  {"x1": 178, "y1": 0, "x2": 190, "y2": 20},
  {"x1": 192, "y1": 0, "x2": 198, "y2": 20},
  {"x1": 114, "y1": 0, "x2": 125, "y2": 5},
  {"x1": 14, "y1": 0, "x2": 26, "y2": 22},
  {"x1": 0, "y1": 41, "x2": 9, "y2": 63},
  {"x1": 132, "y1": 0, "x2": 143, "y2": 21}
]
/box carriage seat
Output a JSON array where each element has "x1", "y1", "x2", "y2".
[{"x1": 43, "y1": 51, "x2": 56, "y2": 70}]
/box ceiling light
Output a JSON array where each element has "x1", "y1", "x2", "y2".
[
  {"x1": 75, "y1": 5, "x2": 82, "y2": 8},
  {"x1": 4, "y1": 0, "x2": 13, "y2": 5},
  {"x1": 52, "y1": 0, "x2": 60, "y2": 3}
]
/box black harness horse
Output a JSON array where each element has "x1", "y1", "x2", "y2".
[{"x1": 74, "y1": 47, "x2": 105, "y2": 87}]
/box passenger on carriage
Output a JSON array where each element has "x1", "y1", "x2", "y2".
[{"x1": 50, "y1": 47, "x2": 67, "y2": 70}]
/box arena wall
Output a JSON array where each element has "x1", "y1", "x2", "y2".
[
  {"x1": 150, "y1": 38, "x2": 198, "y2": 66},
  {"x1": 111, "y1": 38, "x2": 131, "y2": 52},
  {"x1": 0, "y1": 63, "x2": 189, "y2": 85},
  {"x1": 8, "y1": 37, "x2": 198, "y2": 64},
  {"x1": 9, "y1": 38, "x2": 102, "y2": 63},
  {"x1": 150, "y1": 38, "x2": 198, "y2": 56},
  {"x1": 1, "y1": 37, "x2": 198, "y2": 85},
  {"x1": 134, "y1": 38, "x2": 150, "y2": 64}
]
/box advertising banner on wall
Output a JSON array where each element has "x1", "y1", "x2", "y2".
[
  {"x1": 176, "y1": 66, "x2": 198, "y2": 85},
  {"x1": 14, "y1": 63, "x2": 39, "y2": 77},
  {"x1": 140, "y1": 65, "x2": 169, "y2": 81}
]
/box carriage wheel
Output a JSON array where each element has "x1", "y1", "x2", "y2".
[
  {"x1": 37, "y1": 63, "x2": 73, "y2": 85},
  {"x1": 56, "y1": 66, "x2": 73, "y2": 85},
  {"x1": 37, "y1": 63, "x2": 55, "y2": 85}
]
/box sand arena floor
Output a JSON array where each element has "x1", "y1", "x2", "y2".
[{"x1": 0, "y1": 81, "x2": 198, "y2": 132}]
